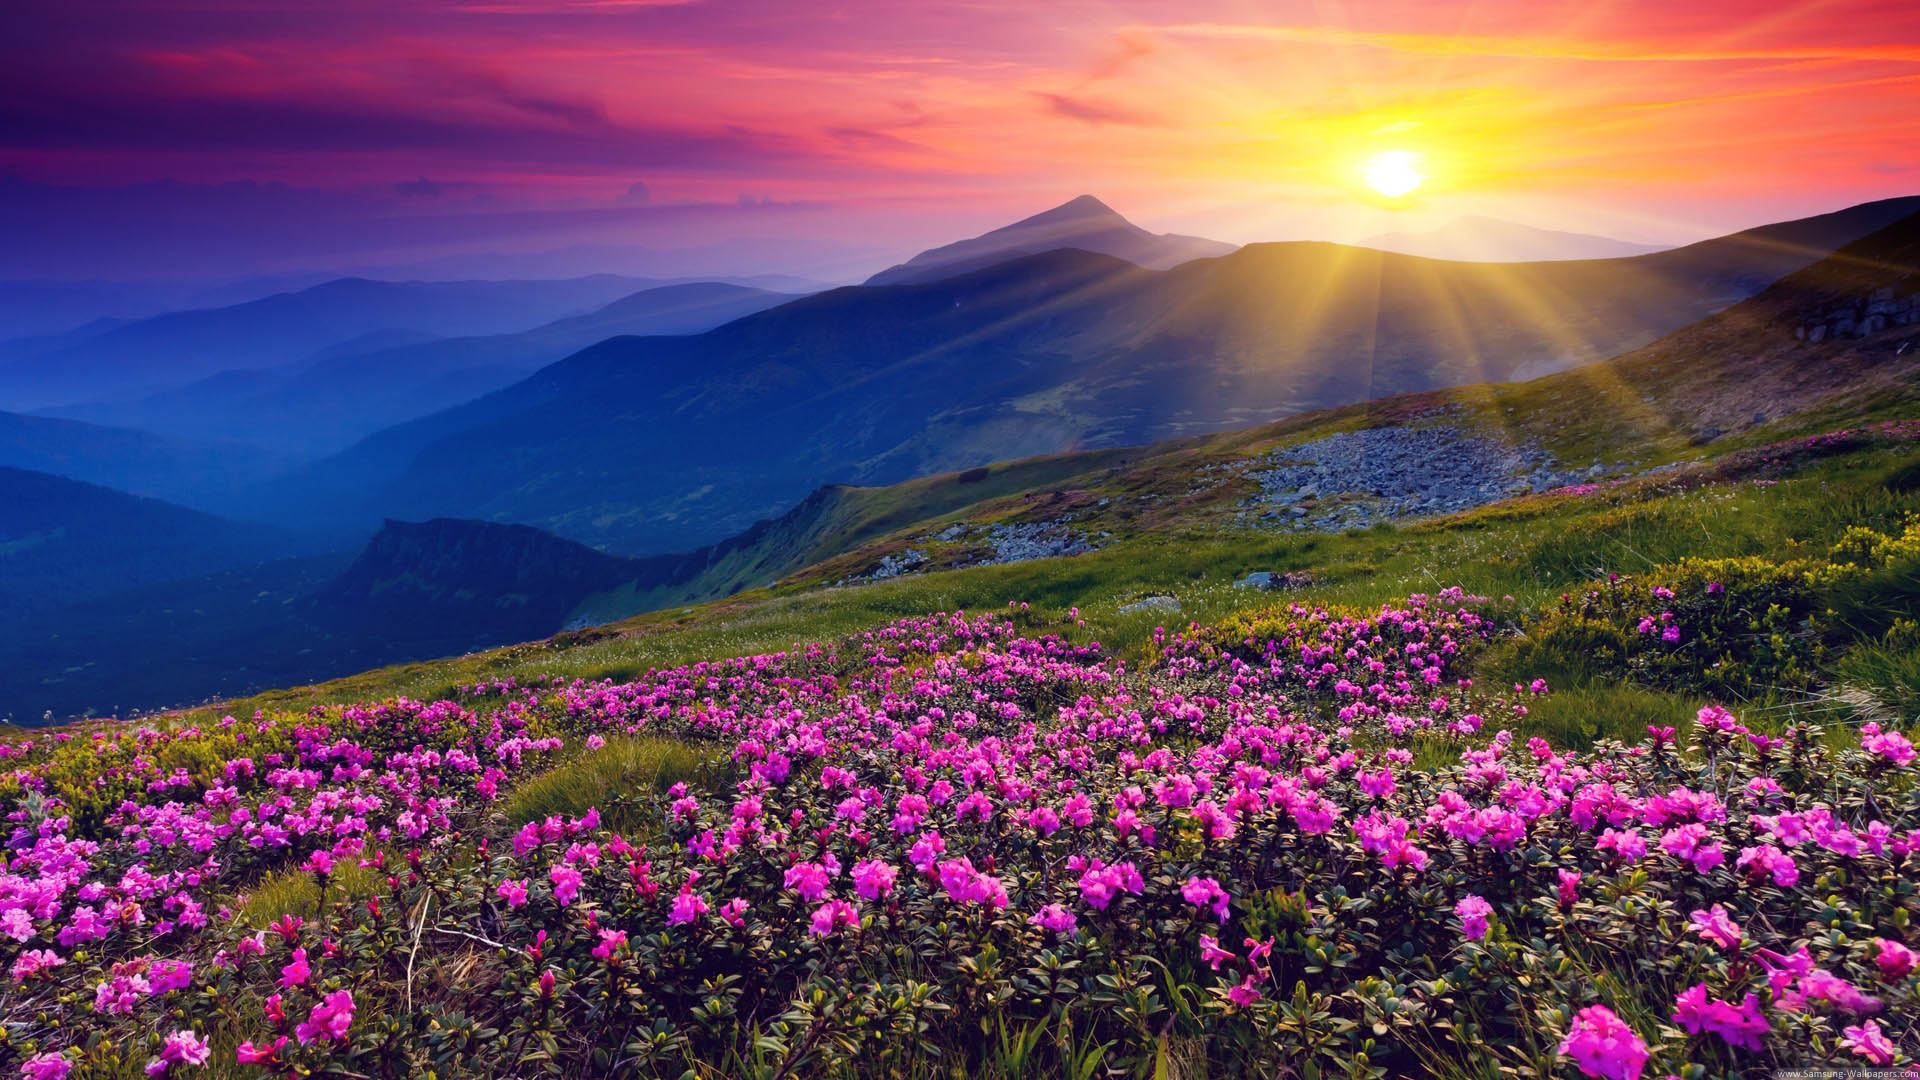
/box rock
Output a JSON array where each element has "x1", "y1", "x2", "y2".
[
  {"x1": 1119, "y1": 595, "x2": 1181, "y2": 614},
  {"x1": 1290, "y1": 505, "x2": 1309, "y2": 517},
  {"x1": 1234, "y1": 571, "x2": 1274, "y2": 589}
]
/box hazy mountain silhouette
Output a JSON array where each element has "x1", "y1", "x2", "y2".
[
  {"x1": 0, "y1": 274, "x2": 659, "y2": 410},
  {"x1": 1363, "y1": 215, "x2": 1665, "y2": 262},
  {"x1": 257, "y1": 195, "x2": 1920, "y2": 556},
  {"x1": 0, "y1": 410, "x2": 296, "y2": 509},
  {"x1": 45, "y1": 282, "x2": 803, "y2": 456},
  {"x1": 864, "y1": 195, "x2": 1237, "y2": 285},
  {"x1": 0, "y1": 467, "x2": 304, "y2": 621}
]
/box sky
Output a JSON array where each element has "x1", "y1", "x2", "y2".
[{"x1": 3, "y1": 0, "x2": 1919, "y2": 281}]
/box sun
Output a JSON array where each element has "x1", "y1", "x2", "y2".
[{"x1": 1362, "y1": 149, "x2": 1425, "y2": 199}]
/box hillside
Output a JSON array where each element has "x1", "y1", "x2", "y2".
[
  {"x1": 46, "y1": 281, "x2": 801, "y2": 456},
  {"x1": 0, "y1": 274, "x2": 654, "y2": 409},
  {"x1": 0, "y1": 467, "x2": 305, "y2": 621},
  {"x1": 864, "y1": 195, "x2": 1236, "y2": 285},
  {"x1": 12, "y1": 208, "x2": 1920, "y2": 723},
  {"x1": 0, "y1": 409, "x2": 297, "y2": 509},
  {"x1": 1362, "y1": 214, "x2": 1664, "y2": 261},
  {"x1": 263, "y1": 196, "x2": 1920, "y2": 555}
]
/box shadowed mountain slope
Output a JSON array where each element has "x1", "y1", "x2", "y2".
[
  {"x1": 45, "y1": 282, "x2": 800, "y2": 456},
  {"x1": 262, "y1": 196, "x2": 1920, "y2": 555},
  {"x1": 864, "y1": 195, "x2": 1237, "y2": 285}
]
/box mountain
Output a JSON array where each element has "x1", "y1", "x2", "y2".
[
  {"x1": 258, "y1": 196, "x2": 1920, "y2": 556},
  {"x1": 0, "y1": 274, "x2": 657, "y2": 410},
  {"x1": 0, "y1": 410, "x2": 299, "y2": 509},
  {"x1": 45, "y1": 282, "x2": 802, "y2": 457},
  {"x1": 0, "y1": 467, "x2": 305, "y2": 621},
  {"x1": 864, "y1": 195, "x2": 1237, "y2": 285},
  {"x1": 1362, "y1": 215, "x2": 1665, "y2": 262},
  {"x1": 14, "y1": 206, "x2": 1920, "y2": 722}
]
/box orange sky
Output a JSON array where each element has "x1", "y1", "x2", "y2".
[{"x1": 4, "y1": 0, "x2": 1918, "y2": 274}]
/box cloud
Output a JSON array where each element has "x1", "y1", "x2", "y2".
[
  {"x1": 1033, "y1": 92, "x2": 1157, "y2": 126},
  {"x1": 396, "y1": 176, "x2": 453, "y2": 197},
  {"x1": 621, "y1": 180, "x2": 652, "y2": 203}
]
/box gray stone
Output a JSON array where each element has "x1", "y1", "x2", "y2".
[
  {"x1": 1119, "y1": 595, "x2": 1181, "y2": 614},
  {"x1": 1234, "y1": 571, "x2": 1275, "y2": 589}
]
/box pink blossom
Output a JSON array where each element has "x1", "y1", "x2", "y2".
[
  {"x1": 1672, "y1": 984, "x2": 1769, "y2": 1052},
  {"x1": 668, "y1": 884, "x2": 709, "y2": 926},
  {"x1": 850, "y1": 859, "x2": 898, "y2": 901},
  {"x1": 1556, "y1": 869, "x2": 1581, "y2": 909},
  {"x1": 294, "y1": 989, "x2": 355, "y2": 1045},
  {"x1": 19, "y1": 1054, "x2": 71, "y2": 1080},
  {"x1": 1029, "y1": 904, "x2": 1077, "y2": 934},
  {"x1": 11, "y1": 949, "x2": 64, "y2": 982},
  {"x1": 1842, "y1": 1019, "x2": 1896, "y2": 1066},
  {"x1": 145, "y1": 1029, "x2": 211, "y2": 1076},
  {"x1": 808, "y1": 899, "x2": 860, "y2": 936},
  {"x1": 496, "y1": 878, "x2": 529, "y2": 908},
  {"x1": 1455, "y1": 894, "x2": 1493, "y2": 941},
  {"x1": 1558, "y1": 1004, "x2": 1648, "y2": 1080},
  {"x1": 277, "y1": 948, "x2": 310, "y2": 989},
  {"x1": 1226, "y1": 974, "x2": 1262, "y2": 1006},
  {"x1": 1180, "y1": 876, "x2": 1231, "y2": 924},
  {"x1": 1687, "y1": 905, "x2": 1742, "y2": 951},
  {"x1": 1874, "y1": 938, "x2": 1915, "y2": 982},
  {"x1": 1199, "y1": 934, "x2": 1236, "y2": 970},
  {"x1": 235, "y1": 1037, "x2": 287, "y2": 1065},
  {"x1": 549, "y1": 865, "x2": 582, "y2": 907},
  {"x1": 783, "y1": 861, "x2": 833, "y2": 902}
]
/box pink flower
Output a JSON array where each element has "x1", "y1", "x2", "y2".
[
  {"x1": 1842, "y1": 1019, "x2": 1896, "y2": 1066},
  {"x1": 668, "y1": 884, "x2": 709, "y2": 926},
  {"x1": 1180, "y1": 876, "x2": 1232, "y2": 924},
  {"x1": 277, "y1": 947, "x2": 310, "y2": 989},
  {"x1": 1226, "y1": 974, "x2": 1262, "y2": 1006},
  {"x1": 549, "y1": 865, "x2": 582, "y2": 907},
  {"x1": 1455, "y1": 895, "x2": 1493, "y2": 941},
  {"x1": 19, "y1": 1053, "x2": 72, "y2": 1080},
  {"x1": 1029, "y1": 904, "x2": 1077, "y2": 935},
  {"x1": 718, "y1": 898, "x2": 749, "y2": 927},
  {"x1": 935, "y1": 858, "x2": 1010, "y2": 908},
  {"x1": 783, "y1": 861, "x2": 833, "y2": 902},
  {"x1": 1874, "y1": 938, "x2": 1916, "y2": 982},
  {"x1": 11, "y1": 948, "x2": 64, "y2": 982},
  {"x1": 1558, "y1": 1004, "x2": 1648, "y2": 1080},
  {"x1": 1556, "y1": 869, "x2": 1582, "y2": 909},
  {"x1": 851, "y1": 859, "x2": 898, "y2": 901},
  {"x1": 808, "y1": 899, "x2": 860, "y2": 936},
  {"x1": 1862, "y1": 725, "x2": 1916, "y2": 767},
  {"x1": 591, "y1": 928, "x2": 627, "y2": 961},
  {"x1": 1199, "y1": 934, "x2": 1236, "y2": 970},
  {"x1": 145, "y1": 1028, "x2": 211, "y2": 1075},
  {"x1": 1687, "y1": 905, "x2": 1742, "y2": 951},
  {"x1": 496, "y1": 878, "x2": 529, "y2": 908},
  {"x1": 1672, "y1": 984, "x2": 1769, "y2": 1052},
  {"x1": 235, "y1": 1037, "x2": 288, "y2": 1065},
  {"x1": 294, "y1": 989, "x2": 355, "y2": 1045}
]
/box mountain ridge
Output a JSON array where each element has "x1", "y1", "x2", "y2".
[{"x1": 864, "y1": 195, "x2": 1237, "y2": 286}]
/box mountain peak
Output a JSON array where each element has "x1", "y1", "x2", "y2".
[
  {"x1": 1010, "y1": 194, "x2": 1123, "y2": 228},
  {"x1": 864, "y1": 195, "x2": 1233, "y2": 286}
]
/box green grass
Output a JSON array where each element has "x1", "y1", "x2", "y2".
[
  {"x1": 1832, "y1": 638, "x2": 1920, "y2": 721},
  {"x1": 233, "y1": 857, "x2": 386, "y2": 928},
  {"x1": 1510, "y1": 684, "x2": 1707, "y2": 750},
  {"x1": 499, "y1": 735, "x2": 719, "y2": 836},
  {"x1": 161, "y1": 436, "x2": 1920, "y2": 752}
]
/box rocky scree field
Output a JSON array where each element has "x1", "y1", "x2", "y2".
[{"x1": 4, "y1": 429, "x2": 1920, "y2": 1078}]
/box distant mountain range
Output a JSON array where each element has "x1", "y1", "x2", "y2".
[
  {"x1": 255, "y1": 194, "x2": 1920, "y2": 556},
  {"x1": 0, "y1": 410, "x2": 295, "y2": 510},
  {"x1": 0, "y1": 274, "x2": 663, "y2": 410},
  {"x1": 11, "y1": 201, "x2": 1920, "y2": 721},
  {"x1": 864, "y1": 195, "x2": 1237, "y2": 285},
  {"x1": 0, "y1": 467, "x2": 305, "y2": 622},
  {"x1": 1362, "y1": 215, "x2": 1666, "y2": 262},
  {"x1": 44, "y1": 281, "x2": 802, "y2": 457}
]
